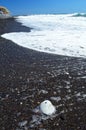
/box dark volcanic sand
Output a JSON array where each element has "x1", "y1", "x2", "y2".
[{"x1": 0, "y1": 18, "x2": 86, "y2": 130}]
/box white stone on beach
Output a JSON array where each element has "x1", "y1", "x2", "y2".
[{"x1": 40, "y1": 100, "x2": 56, "y2": 115}]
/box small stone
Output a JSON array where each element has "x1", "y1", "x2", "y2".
[{"x1": 40, "y1": 100, "x2": 56, "y2": 115}]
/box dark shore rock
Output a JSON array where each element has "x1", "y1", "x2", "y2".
[{"x1": 0, "y1": 18, "x2": 86, "y2": 130}]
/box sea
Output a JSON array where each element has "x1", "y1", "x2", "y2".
[{"x1": 2, "y1": 13, "x2": 86, "y2": 58}]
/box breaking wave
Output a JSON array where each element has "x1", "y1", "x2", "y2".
[
  {"x1": 1, "y1": 14, "x2": 86, "y2": 58},
  {"x1": 72, "y1": 13, "x2": 86, "y2": 17}
]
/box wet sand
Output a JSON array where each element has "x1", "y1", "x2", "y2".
[{"x1": 0, "y1": 18, "x2": 86, "y2": 130}]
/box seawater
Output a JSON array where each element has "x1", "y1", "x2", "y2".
[{"x1": 2, "y1": 13, "x2": 86, "y2": 58}]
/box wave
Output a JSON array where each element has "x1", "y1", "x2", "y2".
[
  {"x1": 72, "y1": 13, "x2": 86, "y2": 17},
  {"x1": 1, "y1": 14, "x2": 86, "y2": 58}
]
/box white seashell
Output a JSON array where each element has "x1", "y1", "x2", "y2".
[{"x1": 40, "y1": 100, "x2": 56, "y2": 115}]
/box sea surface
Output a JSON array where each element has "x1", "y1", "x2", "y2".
[{"x1": 2, "y1": 13, "x2": 86, "y2": 58}]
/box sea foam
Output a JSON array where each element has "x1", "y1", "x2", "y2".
[{"x1": 2, "y1": 14, "x2": 86, "y2": 58}]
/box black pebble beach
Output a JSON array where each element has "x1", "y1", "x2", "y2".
[{"x1": 0, "y1": 17, "x2": 86, "y2": 130}]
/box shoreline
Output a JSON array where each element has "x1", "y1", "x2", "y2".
[
  {"x1": 0, "y1": 18, "x2": 86, "y2": 130},
  {"x1": 0, "y1": 17, "x2": 31, "y2": 35}
]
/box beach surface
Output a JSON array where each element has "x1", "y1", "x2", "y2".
[{"x1": 0, "y1": 18, "x2": 86, "y2": 130}]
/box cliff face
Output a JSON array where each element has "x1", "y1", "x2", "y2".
[
  {"x1": 0, "y1": 6, "x2": 10, "y2": 14},
  {"x1": 0, "y1": 6, "x2": 11, "y2": 19}
]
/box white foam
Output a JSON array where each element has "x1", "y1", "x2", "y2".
[{"x1": 2, "y1": 14, "x2": 86, "y2": 58}]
